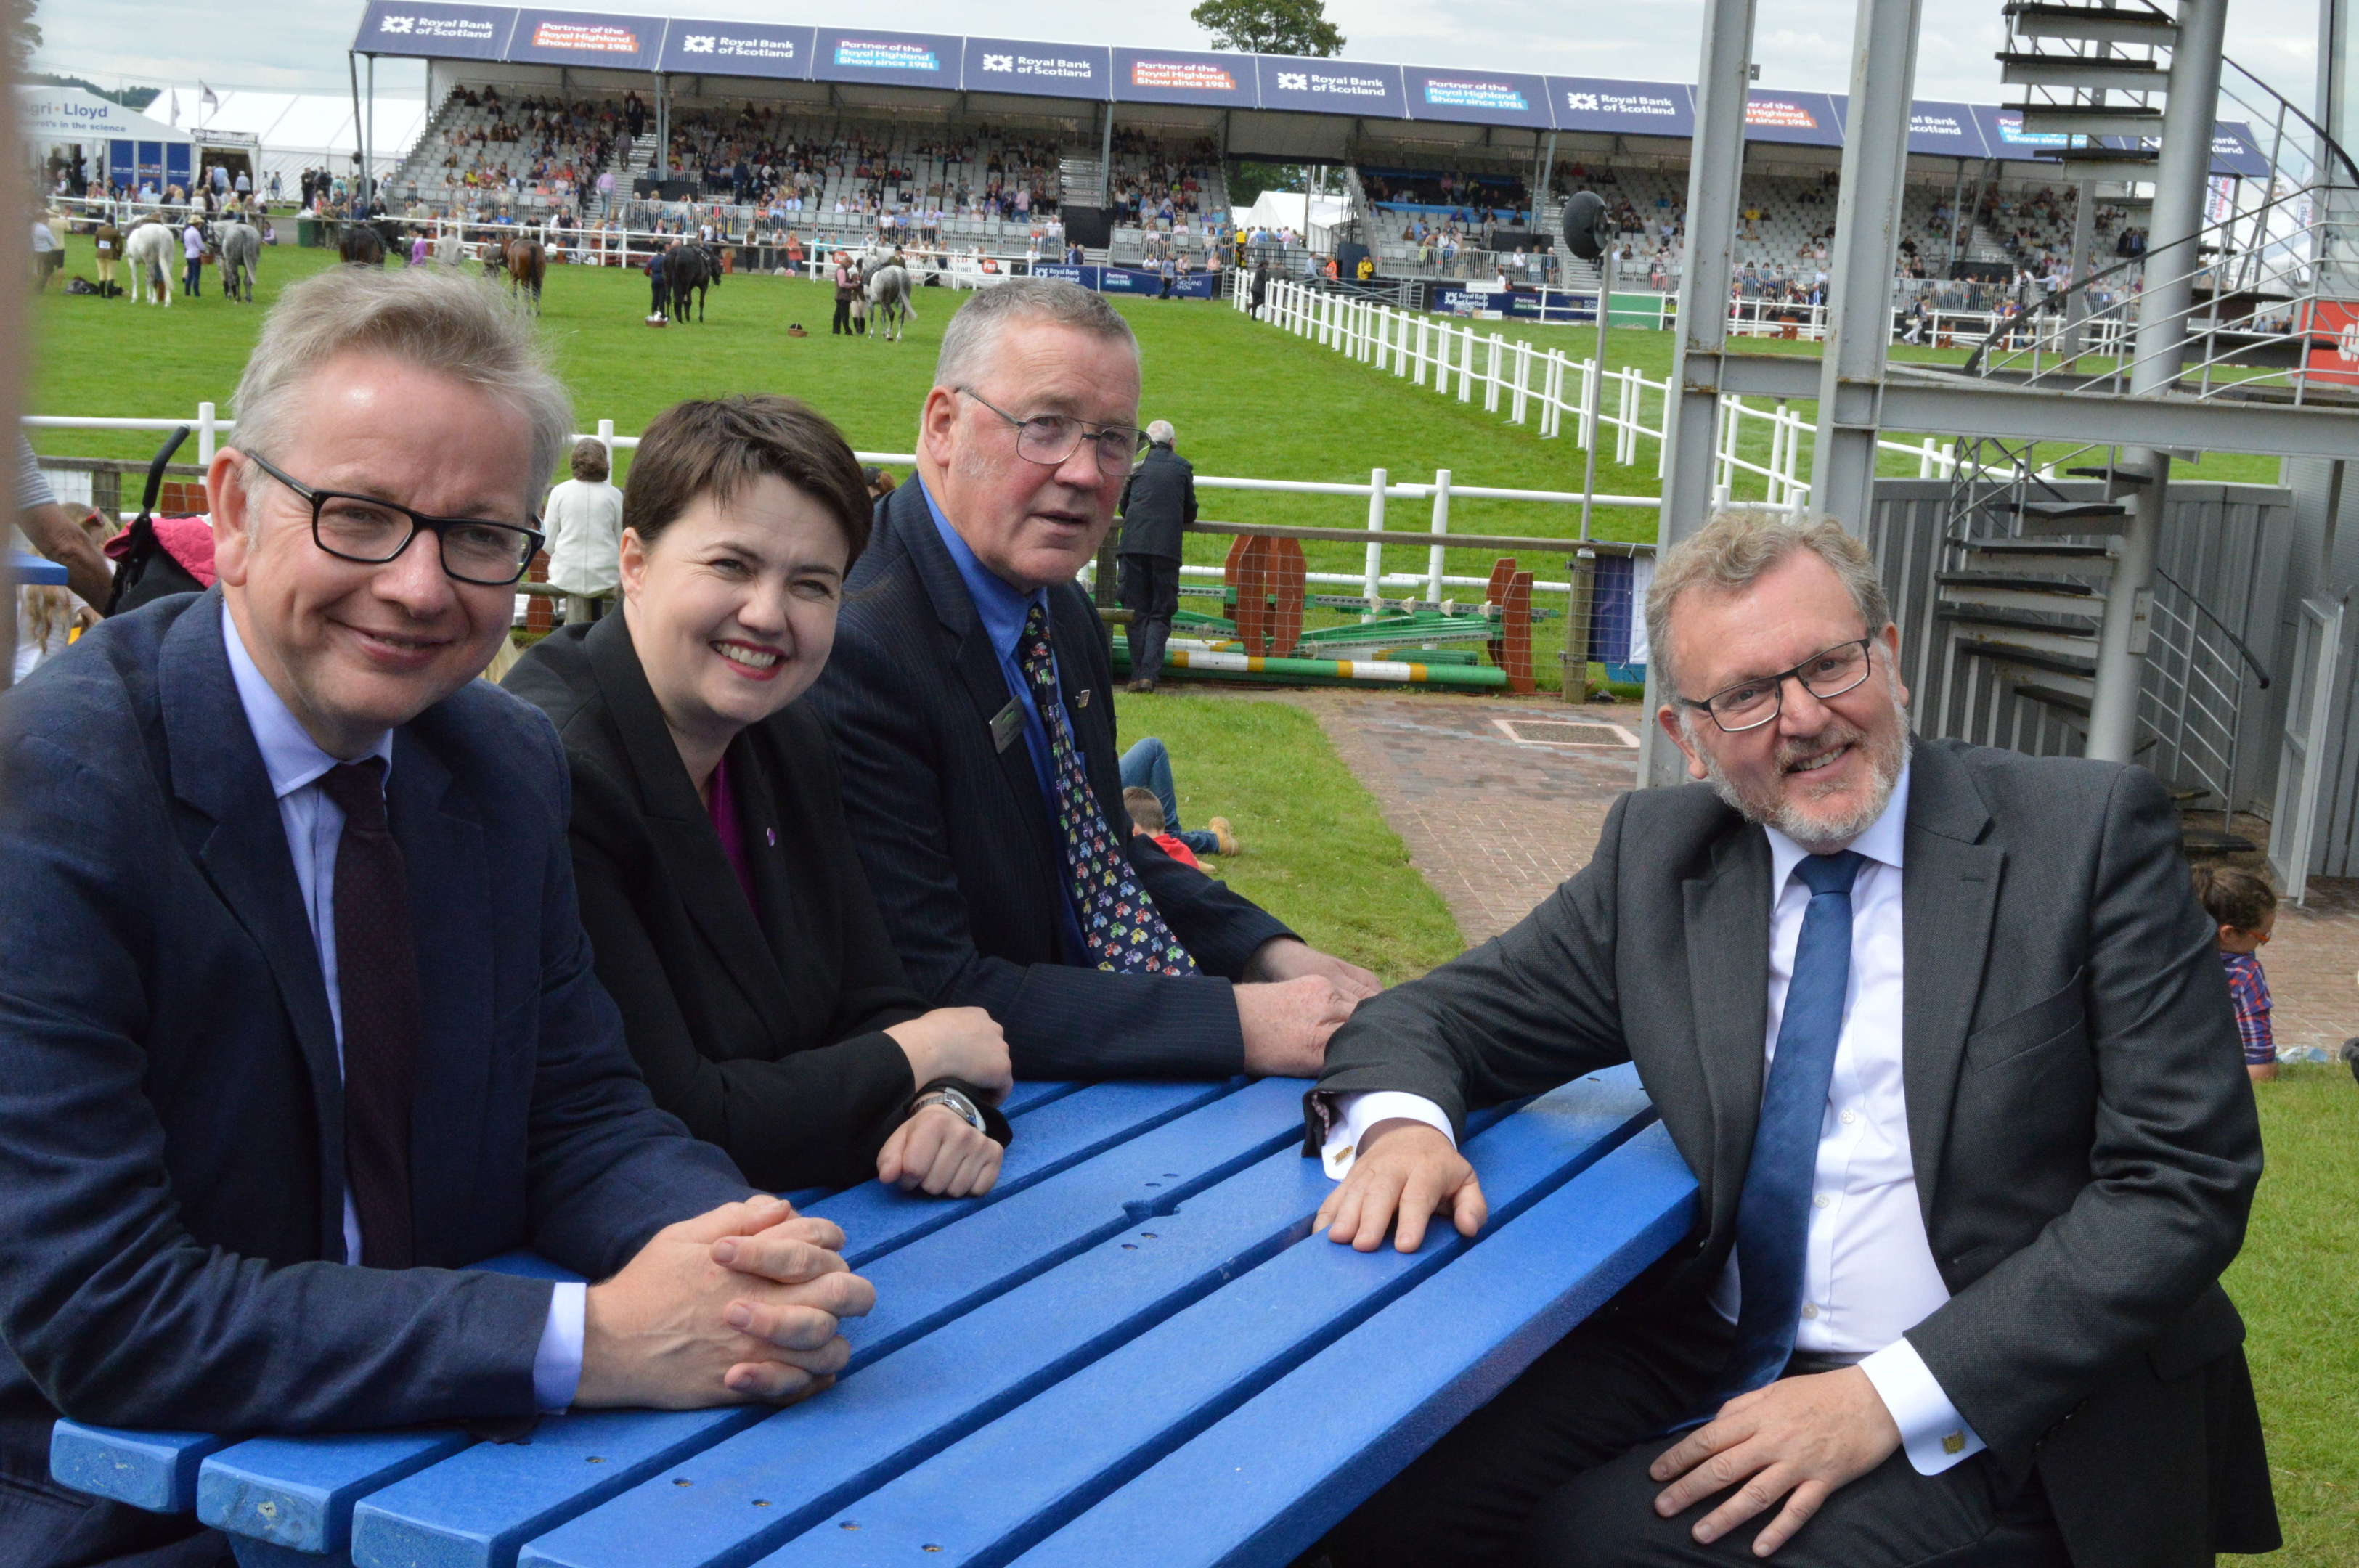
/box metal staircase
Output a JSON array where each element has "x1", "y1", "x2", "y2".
[{"x1": 1057, "y1": 154, "x2": 1107, "y2": 208}]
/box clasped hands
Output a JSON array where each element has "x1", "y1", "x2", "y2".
[
  {"x1": 577, "y1": 1195, "x2": 876, "y2": 1410},
  {"x1": 1319, "y1": 1121, "x2": 1902, "y2": 1558}
]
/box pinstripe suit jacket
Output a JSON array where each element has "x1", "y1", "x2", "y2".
[{"x1": 804, "y1": 481, "x2": 1294, "y2": 1080}]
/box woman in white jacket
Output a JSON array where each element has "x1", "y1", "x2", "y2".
[{"x1": 542, "y1": 437, "x2": 625, "y2": 624}]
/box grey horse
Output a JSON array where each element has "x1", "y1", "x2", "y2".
[
  {"x1": 215, "y1": 221, "x2": 261, "y2": 303},
  {"x1": 861, "y1": 244, "x2": 916, "y2": 343}
]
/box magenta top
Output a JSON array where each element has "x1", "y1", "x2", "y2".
[{"x1": 706, "y1": 753, "x2": 757, "y2": 911}]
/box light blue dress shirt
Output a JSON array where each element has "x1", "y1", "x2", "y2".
[
  {"x1": 918, "y1": 481, "x2": 1089, "y2": 963},
  {"x1": 219, "y1": 605, "x2": 585, "y2": 1410}
]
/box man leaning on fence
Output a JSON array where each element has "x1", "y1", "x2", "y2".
[
  {"x1": 805, "y1": 279, "x2": 1381, "y2": 1085},
  {"x1": 0, "y1": 268, "x2": 875, "y2": 1568},
  {"x1": 1115, "y1": 418, "x2": 1194, "y2": 694}
]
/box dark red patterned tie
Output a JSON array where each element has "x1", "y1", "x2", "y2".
[{"x1": 320, "y1": 759, "x2": 419, "y2": 1270}]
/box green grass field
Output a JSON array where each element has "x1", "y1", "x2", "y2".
[{"x1": 25, "y1": 249, "x2": 2352, "y2": 1556}]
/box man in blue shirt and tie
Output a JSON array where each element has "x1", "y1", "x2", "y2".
[
  {"x1": 1304, "y1": 513, "x2": 2273, "y2": 1567},
  {"x1": 0, "y1": 267, "x2": 873, "y2": 1568},
  {"x1": 808, "y1": 279, "x2": 1380, "y2": 1084}
]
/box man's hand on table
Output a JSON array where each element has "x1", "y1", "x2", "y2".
[
  {"x1": 1243, "y1": 936, "x2": 1382, "y2": 1000},
  {"x1": 877, "y1": 1104, "x2": 1003, "y2": 1197},
  {"x1": 576, "y1": 1196, "x2": 876, "y2": 1409},
  {"x1": 1647, "y1": 1365, "x2": 1902, "y2": 1557},
  {"x1": 1314, "y1": 1119, "x2": 1487, "y2": 1251},
  {"x1": 1236, "y1": 973, "x2": 1361, "y2": 1077}
]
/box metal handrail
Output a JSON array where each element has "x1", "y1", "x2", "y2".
[{"x1": 2156, "y1": 565, "x2": 2273, "y2": 687}]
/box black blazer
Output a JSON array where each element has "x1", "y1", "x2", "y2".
[
  {"x1": 1115, "y1": 446, "x2": 1195, "y2": 561},
  {"x1": 0, "y1": 592, "x2": 750, "y2": 1559},
  {"x1": 1313, "y1": 740, "x2": 2275, "y2": 1567},
  {"x1": 804, "y1": 481, "x2": 1295, "y2": 1080},
  {"x1": 505, "y1": 616, "x2": 929, "y2": 1192}
]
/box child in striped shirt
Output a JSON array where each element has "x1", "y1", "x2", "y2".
[{"x1": 2193, "y1": 865, "x2": 2279, "y2": 1082}]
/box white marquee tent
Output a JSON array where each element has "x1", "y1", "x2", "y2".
[{"x1": 147, "y1": 83, "x2": 428, "y2": 187}]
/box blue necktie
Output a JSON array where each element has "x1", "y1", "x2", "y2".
[{"x1": 1711, "y1": 849, "x2": 1867, "y2": 1407}]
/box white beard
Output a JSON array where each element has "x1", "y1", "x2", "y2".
[{"x1": 1690, "y1": 682, "x2": 1913, "y2": 852}]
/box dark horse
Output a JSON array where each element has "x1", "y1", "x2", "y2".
[
  {"x1": 336, "y1": 220, "x2": 392, "y2": 267},
  {"x1": 498, "y1": 237, "x2": 547, "y2": 315},
  {"x1": 666, "y1": 242, "x2": 720, "y2": 322}
]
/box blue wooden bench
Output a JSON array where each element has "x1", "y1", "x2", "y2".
[
  {"x1": 9, "y1": 551, "x2": 71, "y2": 587},
  {"x1": 49, "y1": 1070, "x2": 1695, "y2": 1568}
]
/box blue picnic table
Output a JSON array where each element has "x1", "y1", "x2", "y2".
[
  {"x1": 8, "y1": 551, "x2": 71, "y2": 587},
  {"x1": 49, "y1": 1070, "x2": 1695, "y2": 1568}
]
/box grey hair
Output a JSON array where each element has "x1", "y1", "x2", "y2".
[
  {"x1": 1645, "y1": 510, "x2": 1890, "y2": 694},
  {"x1": 932, "y1": 277, "x2": 1138, "y2": 393},
  {"x1": 1146, "y1": 419, "x2": 1176, "y2": 447},
  {"x1": 230, "y1": 265, "x2": 572, "y2": 513}
]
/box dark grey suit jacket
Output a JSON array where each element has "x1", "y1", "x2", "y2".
[
  {"x1": 804, "y1": 481, "x2": 1294, "y2": 1079},
  {"x1": 1313, "y1": 738, "x2": 2274, "y2": 1567}
]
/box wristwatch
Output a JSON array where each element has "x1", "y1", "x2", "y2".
[{"x1": 910, "y1": 1083, "x2": 987, "y2": 1132}]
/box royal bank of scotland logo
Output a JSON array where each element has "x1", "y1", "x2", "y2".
[
  {"x1": 982, "y1": 52, "x2": 1014, "y2": 71},
  {"x1": 1565, "y1": 91, "x2": 1600, "y2": 111},
  {"x1": 682, "y1": 33, "x2": 714, "y2": 52},
  {"x1": 381, "y1": 15, "x2": 415, "y2": 33},
  {"x1": 1276, "y1": 70, "x2": 1308, "y2": 90}
]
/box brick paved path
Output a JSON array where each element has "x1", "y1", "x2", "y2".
[{"x1": 1279, "y1": 689, "x2": 2359, "y2": 1058}]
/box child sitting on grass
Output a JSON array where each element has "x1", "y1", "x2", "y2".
[
  {"x1": 1123, "y1": 787, "x2": 1202, "y2": 871},
  {"x1": 2193, "y1": 865, "x2": 2279, "y2": 1082}
]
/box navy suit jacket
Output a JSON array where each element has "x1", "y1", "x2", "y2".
[
  {"x1": 0, "y1": 592, "x2": 750, "y2": 1477},
  {"x1": 804, "y1": 481, "x2": 1293, "y2": 1079}
]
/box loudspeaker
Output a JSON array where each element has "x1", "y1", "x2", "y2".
[
  {"x1": 1561, "y1": 190, "x2": 1610, "y2": 261},
  {"x1": 1062, "y1": 205, "x2": 1112, "y2": 249}
]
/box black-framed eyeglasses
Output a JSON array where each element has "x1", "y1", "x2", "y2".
[
  {"x1": 243, "y1": 452, "x2": 547, "y2": 587},
  {"x1": 958, "y1": 388, "x2": 1149, "y2": 477},
  {"x1": 1676, "y1": 637, "x2": 1877, "y2": 733}
]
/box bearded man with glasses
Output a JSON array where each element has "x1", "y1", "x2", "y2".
[
  {"x1": 808, "y1": 279, "x2": 1380, "y2": 1084},
  {"x1": 0, "y1": 269, "x2": 877, "y2": 1568},
  {"x1": 1303, "y1": 511, "x2": 2272, "y2": 1568}
]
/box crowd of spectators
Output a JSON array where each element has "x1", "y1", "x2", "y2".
[{"x1": 1107, "y1": 131, "x2": 1218, "y2": 226}]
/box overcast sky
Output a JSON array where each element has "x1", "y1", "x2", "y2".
[{"x1": 33, "y1": 0, "x2": 2334, "y2": 120}]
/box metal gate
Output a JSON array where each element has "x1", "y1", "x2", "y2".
[{"x1": 2268, "y1": 591, "x2": 2350, "y2": 903}]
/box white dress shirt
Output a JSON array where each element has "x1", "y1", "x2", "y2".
[
  {"x1": 1323, "y1": 761, "x2": 1984, "y2": 1475},
  {"x1": 221, "y1": 605, "x2": 586, "y2": 1410}
]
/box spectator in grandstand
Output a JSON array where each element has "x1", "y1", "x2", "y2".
[
  {"x1": 543, "y1": 437, "x2": 625, "y2": 625},
  {"x1": 505, "y1": 396, "x2": 1012, "y2": 1198},
  {"x1": 0, "y1": 267, "x2": 875, "y2": 1568},
  {"x1": 804, "y1": 279, "x2": 1380, "y2": 1082}
]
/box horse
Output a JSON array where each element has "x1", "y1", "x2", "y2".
[
  {"x1": 498, "y1": 237, "x2": 546, "y2": 315},
  {"x1": 434, "y1": 230, "x2": 465, "y2": 267},
  {"x1": 337, "y1": 221, "x2": 388, "y2": 267},
  {"x1": 215, "y1": 221, "x2": 261, "y2": 303},
  {"x1": 123, "y1": 219, "x2": 176, "y2": 306},
  {"x1": 666, "y1": 242, "x2": 720, "y2": 322},
  {"x1": 861, "y1": 245, "x2": 916, "y2": 343}
]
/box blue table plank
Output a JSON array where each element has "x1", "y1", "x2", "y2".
[
  {"x1": 1006, "y1": 1122, "x2": 1700, "y2": 1568},
  {"x1": 200, "y1": 1428, "x2": 474, "y2": 1555},
  {"x1": 8, "y1": 550, "x2": 70, "y2": 586},
  {"x1": 814, "y1": 1080, "x2": 1239, "y2": 1271},
  {"x1": 354, "y1": 1081, "x2": 1266, "y2": 1568},
  {"x1": 748, "y1": 1074, "x2": 1657, "y2": 1567},
  {"x1": 515, "y1": 1080, "x2": 1342, "y2": 1568},
  {"x1": 47, "y1": 1424, "x2": 227, "y2": 1514}
]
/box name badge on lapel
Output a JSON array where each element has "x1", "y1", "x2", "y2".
[
  {"x1": 990, "y1": 699, "x2": 1025, "y2": 754},
  {"x1": 1073, "y1": 687, "x2": 1092, "y2": 710}
]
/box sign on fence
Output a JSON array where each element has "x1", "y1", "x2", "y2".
[{"x1": 1034, "y1": 262, "x2": 1218, "y2": 299}]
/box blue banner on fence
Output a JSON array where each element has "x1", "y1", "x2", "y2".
[
  {"x1": 355, "y1": 0, "x2": 517, "y2": 60},
  {"x1": 1029, "y1": 263, "x2": 1215, "y2": 299},
  {"x1": 961, "y1": 36, "x2": 1109, "y2": 99},
  {"x1": 657, "y1": 20, "x2": 812, "y2": 78},
  {"x1": 1587, "y1": 555, "x2": 1637, "y2": 666}
]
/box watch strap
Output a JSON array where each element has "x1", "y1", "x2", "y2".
[{"x1": 912, "y1": 1076, "x2": 1014, "y2": 1148}]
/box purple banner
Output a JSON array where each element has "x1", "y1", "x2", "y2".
[
  {"x1": 506, "y1": 7, "x2": 661, "y2": 69},
  {"x1": 1743, "y1": 90, "x2": 1843, "y2": 146},
  {"x1": 2211, "y1": 121, "x2": 2270, "y2": 179},
  {"x1": 961, "y1": 37, "x2": 1110, "y2": 99},
  {"x1": 1971, "y1": 105, "x2": 2070, "y2": 161},
  {"x1": 1112, "y1": 47, "x2": 1257, "y2": 107},
  {"x1": 1902, "y1": 99, "x2": 1989, "y2": 159},
  {"x1": 354, "y1": 0, "x2": 516, "y2": 60},
  {"x1": 1403, "y1": 65, "x2": 1552, "y2": 129},
  {"x1": 812, "y1": 27, "x2": 961, "y2": 89},
  {"x1": 1255, "y1": 57, "x2": 1403, "y2": 118},
  {"x1": 1546, "y1": 78, "x2": 1695, "y2": 138},
  {"x1": 657, "y1": 21, "x2": 812, "y2": 79}
]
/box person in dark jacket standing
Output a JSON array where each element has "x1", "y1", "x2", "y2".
[
  {"x1": 832, "y1": 252, "x2": 858, "y2": 335},
  {"x1": 1116, "y1": 420, "x2": 1194, "y2": 693}
]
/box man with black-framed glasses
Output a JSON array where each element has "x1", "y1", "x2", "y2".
[
  {"x1": 0, "y1": 269, "x2": 878, "y2": 1568},
  {"x1": 1306, "y1": 510, "x2": 2270, "y2": 1567},
  {"x1": 809, "y1": 278, "x2": 1382, "y2": 1086}
]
